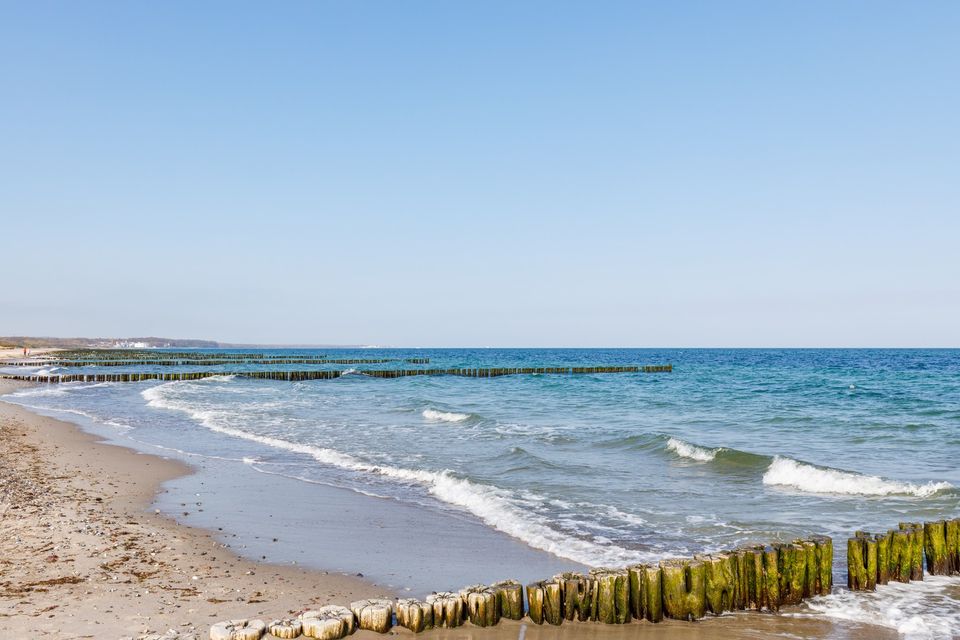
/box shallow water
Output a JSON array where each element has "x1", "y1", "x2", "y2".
[{"x1": 6, "y1": 349, "x2": 960, "y2": 638}]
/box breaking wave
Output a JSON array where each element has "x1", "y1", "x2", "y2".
[
  {"x1": 762, "y1": 456, "x2": 953, "y2": 497},
  {"x1": 666, "y1": 437, "x2": 720, "y2": 462},
  {"x1": 422, "y1": 408, "x2": 471, "y2": 423}
]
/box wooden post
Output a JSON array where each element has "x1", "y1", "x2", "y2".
[
  {"x1": 947, "y1": 518, "x2": 960, "y2": 574},
  {"x1": 796, "y1": 539, "x2": 818, "y2": 599},
  {"x1": 891, "y1": 529, "x2": 913, "y2": 583},
  {"x1": 267, "y1": 619, "x2": 302, "y2": 639},
  {"x1": 426, "y1": 592, "x2": 463, "y2": 628},
  {"x1": 924, "y1": 521, "x2": 949, "y2": 575},
  {"x1": 299, "y1": 607, "x2": 353, "y2": 640},
  {"x1": 660, "y1": 559, "x2": 706, "y2": 621},
  {"x1": 527, "y1": 580, "x2": 563, "y2": 625},
  {"x1": 899, "y1": 522, "x2": 925, "y2": 581},
  {"x1": 459, "y1": 585, "x2": 499, "y2": 627},
  {"x1": 349, "y1": 599, "x2": 393, "y2": 633},
  {"x1": 554, "y1": 572, "x2": 594, "y2": 622},
  {"x1": 773, "y1": 543, "x2": 806, "y2": 605},
  {"x1": 762, "y1": 545, "x2": 781, "y2": 609},
  {"x1": 209, "y1": 619, "x2": 266, "y2": 640},
  {"x1": 699, "y1": 553, "x2": 737, "y2": 614},
  {"x1": 589, "y1": 568, "x2": 630, "y2": 624},
  {"x1": 490, "y1": 580, "x2": 524, "y2": 620},
  {"x1": 396, "y1": 599, "x2": 433, "y2": 633},
  {"x1": 734, "y1": 547, "x2": 764, "y2": 610},
  {"x1": 812, "y1": 535, "x2": 833, "y2": 595},
  {"x1": 875, "y1": 531, "x2": 892, "y2": 585},
  {"x1": 526, "y1": 582, "x2": 545, "y2": 625}
]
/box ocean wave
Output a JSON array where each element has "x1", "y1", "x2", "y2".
[
  {"x1": 141, "y1": 381, "x2": 650, "y2": 567},
  {"x1": 797, "y1": 575, "x2": 960, "y2": 639},
  {"x1": 422, "y1": 408, "x2": 471, "y2": 423},
  {"x1": 762, "y1": 456, "x2": 953, "y2": 497},
  {"x1": 666, "y1": 437, "x2": 720, "y2": 462}
]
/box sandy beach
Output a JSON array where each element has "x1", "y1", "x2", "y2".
[
  {"x1": 0, "y1": 379, "x2": 387, "y2": 639},
  {"x1": 0, "y1": 377, "x2": 898, "y2": 640}
]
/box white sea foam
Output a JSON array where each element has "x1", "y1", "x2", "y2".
[
  {"x1": 666, "y1": 437, "x2": 720, "y2": 462},
  {"x1": 141, "y1": 381, "x2": 651, "y2": 567},
  {"x1": 762, "y1": 456, "x2": 953, "y2": 497},
  {"x1": 796, "y1": 576, "x2": 960, "y2": 639},
  {"x1": 422, "y1": 408, "x2": 471, "y2": 423}
]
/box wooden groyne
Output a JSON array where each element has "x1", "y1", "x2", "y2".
[
  {"x1": 0, "y1": 365, "x2": 670, "y2": 384},
  {"x1": 847, "y1": 518, "x2": 960, "y2": 591},
  {"x1": 208, "y1": 535, "x2": 832, "y2": 638},
  {"x1": 3, "y1": 357, "x2": 430, "y2": 367},
  {"x1": 40, "y1": 350, "x2": 322, "y2": 361}
]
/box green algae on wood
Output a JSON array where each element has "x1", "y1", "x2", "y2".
[
  {"x1": 525, "y1": 580, "x2": 562, "y2": 626},
  {"x1": 553, "y1": 572, "x2": 595, "y2": 622},
  {"x1": 490, "y1": 580, "x2": 524, "y2": 620},
  {"x1": 660, "y1": 558, "x2": 706, "y2": 621},
  {"x1": 699, "y1": 553, "x2": 737, "y2": 614},
  {"x1": 459, "y1": 585, "x2": 500, "y2": 627},
  {"x1": 589, "y1": 568, "x2": 631, "y2": 624},
  {"x1": 924, "y1": 521, "x2": 949, "y2": 575}
]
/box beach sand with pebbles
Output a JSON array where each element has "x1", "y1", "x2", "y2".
[{"x1": 0, "y1": 378, "x2": 893, "y2": 640}]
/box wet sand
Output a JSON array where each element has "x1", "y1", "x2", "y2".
[{"x1": 0, "y1": 379, "x2": 893, "y2": 639}]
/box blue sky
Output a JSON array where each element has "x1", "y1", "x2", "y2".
[{"x1": 1, "y1": 2, "x2": 957, "y2": 346}]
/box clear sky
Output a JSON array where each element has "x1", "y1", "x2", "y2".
[{"x1": 1, "y1": 1, "x2": 957, "y2": 347}]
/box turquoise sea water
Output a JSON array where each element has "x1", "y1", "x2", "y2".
[{"x1": 5, "y1": 349, "x2": 960, "y2": 637}]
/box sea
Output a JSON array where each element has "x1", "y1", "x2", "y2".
[{"x1": 4, "y1": 349, "x2": 959, "y2": 638}]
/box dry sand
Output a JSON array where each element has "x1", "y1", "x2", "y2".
[{"x1": 0, "y1": 379, "x2": 893, "y2": 640}]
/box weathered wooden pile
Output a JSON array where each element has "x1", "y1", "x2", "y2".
[
  {"x1": 208, "y1": 536, "x2": 833, "y2": 639},
  {"x1": 0, "y1": 365, "x2": 670, "y2": 384},
  {"x1": 847, "y1": 518, "x2": 960, "y2": 591}
]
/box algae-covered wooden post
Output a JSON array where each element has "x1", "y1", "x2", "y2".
[
  {"x1": 660, "y1": 558, "x2": 706, "y2": 621},
  {"x1": 947, "y1": 518, "x2": 960, "y2": 574},
  {"x1": 396, "y1": 598, "x2": 433, "y2": 633},
  {"x1": 847, "y1": 534, "x2": 873, "y2": 591},
  {"x1": 739, "y1": 546, "x2": 766, "y2": 610},
  {"x1": 924, "y1": 521, "x2": 949, "y2": 575},
  {"x1": 525, "y1": 580, "x2": 562, "y2": 626},
  {"x1": 627, "y1": 564, "x2": 663, "y2": 622},
  {"x1": 875, "y1": 532, "x2": 892, "y2": 585},
  {"x1": 349, "y1": 599, "x2": 393, "y2": 633},
  {"x1": 699, "y1": 553, "x2": 737, "y2": 614},
  {"x1": 554, "y1": 572, "x2": 594, "y2": 622},
  {"x1": 891, "y1": 529, "x2": 913, "y2": 583},
  {"x1": 808, "y1": 535, "x2": 833, "y2": 596},
  {"x1": 899, "y1": 522, "x2": 925, "y2": 581},
  {"x1": 490, "y1": 580, "x2": 524, "y2": 620},
  {"x1": 589, "y1": 568, "x2": 630, "y2": 624},
  {"x1": 426, "y1": 592, "x2": 463, "y2": 628},
  {"x1": 781, "y1": 542, "x2": 809, "y2": 605},
  {"x1": 459, "y1": 585, "x2": 500, "y2": 627},
  {"x1": 796, "y1": 539, "x2": 818, "y2": 599}
]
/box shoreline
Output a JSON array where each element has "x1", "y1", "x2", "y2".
[
  {"x1": 0, "y1": 379, "x2": 896, "y2": 639},
  {"x1": 0, "y1": 379, "x2": 389, "y2": 639}
]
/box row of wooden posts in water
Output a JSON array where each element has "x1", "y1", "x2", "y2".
[
  {"x1": 36, "y1": 350, "x2": 324, "y2": 361},
  {"x1": 0, "y1": 365, "x2": 671, "y2": 384},
  {"x1": 210, "y1": 537, "x2": 833, "y2": 639},
  {"x1": 3, "y1": 357, "x2": 430, "y2": 367},
  {"x1": 847, "y1": 517, "x2": 960, "y2": 591}
]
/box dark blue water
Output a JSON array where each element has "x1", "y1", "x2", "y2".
[{"x1": 5, "y1": 349, "x2": 960, "y2": 636}]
